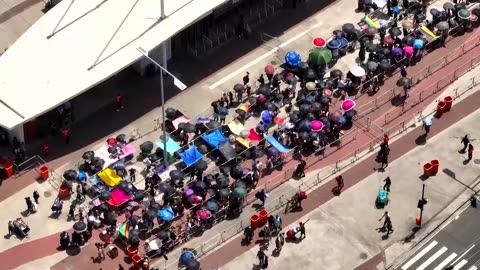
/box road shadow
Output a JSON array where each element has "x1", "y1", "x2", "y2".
[{"x1": 415, "y1": 134, "x2": 427, "y2": 145}]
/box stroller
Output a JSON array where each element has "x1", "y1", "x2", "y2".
[
  {"x1": 376, "y1": 189, "x2": 389, "y2": 208},
  {"x1": 60, "y1": 231, "x2": 70, "y2": 249},
  {"x1": 51, "y1": 198, "x2": 63, "y2": 214},
  {"x1": 13, "y1": 218, "x2": 30, "y2": 237}
]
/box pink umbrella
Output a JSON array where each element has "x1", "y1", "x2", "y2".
[
  {"x1": 341, "y1": 99, "x2": 356, "y2": 111},
  {"x1": 197, "y1": 209, "x2": 211, "y2": 220},
  {"x1": 313, "y1": 37, "x2": 326, "y2": 47},
  {"x1": 311, "y1": 120, "x2": 324, "y2": 132},
  {"x1": 404, "y1": 46, "x2": 414, "y2": 56},
  {"x1": 264, "y1": 65, "x2": 275, "y2": 75}
]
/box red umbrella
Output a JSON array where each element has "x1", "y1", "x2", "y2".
[
  {"x1": 313, "y1": 37, "x2": 326, "y2": 47},
  {"x1": 274, "y1": 116, "x2": 284, "y2": 125},
  {"x1": 383, "y1": 36, "x2": 394, "y2": 45},
  {"x1": 264, "y1": 65, "x2": 275, "y2": 75},
  {"x1": 106, "y1": 138, "x2": 117, "y2": 146}
]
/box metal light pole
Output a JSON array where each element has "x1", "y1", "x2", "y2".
[
  {"x1": 418, "y1": 183, "x2": 426, "y2": 228},
  {"x1": 136, "y1": 47, "x2": 187, "y2": 167},
  {"x1": 160, "y1": 0, "x2": 166, "y2": 19}
]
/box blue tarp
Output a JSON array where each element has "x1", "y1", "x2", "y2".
[
  {"x1": 180, "y1": 146, "x2": 204, "y2": 167},
  {"x1": 155, "y1": 137, "x2": 181, "y2": 155},
  {"x1": 266, "y1": 135, "x2": 291, "y2": 153},
  {"x1": 157, "y1": 207, "x2": 175, "y2": 222},
  {"x1": 201, "y1": 128, "x2": 227, "y2": 149}
]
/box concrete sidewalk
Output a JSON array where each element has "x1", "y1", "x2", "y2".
[{"x1": 199, "y1": 94, "x2": 480, "y2": 269}]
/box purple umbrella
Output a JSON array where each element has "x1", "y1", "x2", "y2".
[
  {"x1": 256, "y1": 94, "x2": 267, "y2": 105},
  {"x1": 392, "y1": 47, "x2": 403, "y2": 57},
  {"x1": 261, "y1": 110, "x2": 273, "y2": 124}
]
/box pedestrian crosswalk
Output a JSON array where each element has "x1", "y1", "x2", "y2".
[{"x1": 400, "y1": 241, "x2": 479, "y2": 270}]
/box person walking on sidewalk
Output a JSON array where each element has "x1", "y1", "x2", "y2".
[
  {"x1": 379, "y1": 152, "x2": 389, "y2": 169},
  {"x1": 115, "y1": 94, "x2": 124, "y2": 112},
  {"x1": 257, "y1": 247, "x2": 266, "y2": 266},
  {"x1": 383, "y1": 177, "x2": 392, "y2": 192},
  {"x1": 383, "y1": 133, "x2": 389, "y2": 146},
  {"x1": 461, "y1": 135, "x2": 470, "y2": 153},
  {"x1": 33, "y1": 190, "x2": 40, "y2": 204},
  {"x1": 335, "y1": 175, "x2": 345, "y2": 193},
  {"x1": 386, "y1": 221, "x2": 394, "y2": 236},
  {"x1": 378, "y1": 211, "x2": 391, "y2": 230},
  {"x1": 8, "y1": 220, "x2": 14, "y2": 236},
  {"x1": 256, "y1": 189, "x2": 268, "y2": 206},
  {"x1": 467, "y1": 143, "x2": 474, "y2": 161},
  {"x1": 400, "y1": 66, "x2": 407, "y2": 78},
  {"x1": 243, "y1": 72, "x2": 250, "y2": 87},
  {"x1": 423, "y1": 120, "x2": 431, "y2": 136},
  {"x1": 299, "y1": 222, "x2": 306, "y2": 238}
]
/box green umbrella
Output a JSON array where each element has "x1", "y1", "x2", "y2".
[
  {"x1": 308, "y1": 47, "x2": 332, "y2": 65},
  {"x1": 458, "y1": 9, "x2": 470, "y2": 20},
  {"x1": 233, "y1": 187, "x2": 247, "y2": 198}
]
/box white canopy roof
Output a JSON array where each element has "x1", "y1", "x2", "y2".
[{"x1": 0, "y1": 0, "x2": 228, "y2": 129}]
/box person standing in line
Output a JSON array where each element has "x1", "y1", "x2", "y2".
[
  {"x1": 129, "y1": 168, "x2": 136, "y2": 182},
  {"x1": 467, "y1": 143, "x2": 474, "y2": 161},
  {"x1": 299, "y1": 222, "x2": 306, "y2": 238},
  {"x1": 243, "y1": 72, "x2": 250, "y2": 86},
  {"x1": 33, "y1": 190, "x2": 40, "y2": 204},
  {"x1": 115, "y1": 94, "x2": 124, "y2": 112},
  {"x1": 257, "y1": 74, "x2": 265, "y2": 85},
  {"x1": 228, "y1": 91, "x2": 234, "y2": 107},
  {"x1": 63, "y1": 128, "x2": 70, "y2": 144},
  {"x1": 461, "y1": 135, "x2": 470, "y2": 153},
  {"x1": 383, "y1": 177, "x2": 392, "y2": 192},
  {"x1": 400, "y1": 66, "x2": 407, "y2": 78}
]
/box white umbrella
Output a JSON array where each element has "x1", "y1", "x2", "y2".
[
  {"x1": 305, "y1": 82, "x2": 316, "y2": 91},
  {"x1": 350, "y1": 66, "x2": 366, "y2": 77}
]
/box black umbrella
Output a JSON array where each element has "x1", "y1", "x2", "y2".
[
  {"x1": 344, "y1": 109, "x2": 357, "y2": 118},
  {"x1": 63, "y1": 170, "x2": 77, "y2": 181},
  {"x1": 330, "y1": 69, "x2": 343, "y2": 78},
  {"x1": 181, "y1": 123, "x2": 196, "y2": 133},
  {"x1": 186, "y1": 259, "x2": 201, "y2": 270},
  {"x1": 300, "y1": 131, "x2": 310, "y2": 141},
  {"x1": 99, "y1": 191, "x2": 112, "y2": 201},
  {"x1": 233, "y1": 181, "x2": 247, "y2": 189},
  {"x1": 103, "y1": 212, "x2": 117, "y2": 226},
  {"x1": 267, "y1": 148, "x2": 279, "y2": 157},
  {"x1": 306, "y1": 113, "x2": 315, "y2": 121},
  {"x1": 73, "y1": 221, "x2": 87, "y2": 233},
  {"x1": 402, "y1": 36, "x2": 415, "y2": 46},
  {"x1": 194, "y1": 160, "x2": 208, "y2": 171},
  {"x1": 130, "y1": 215, "x2": 141, "y2": 226},
  {"x1": 157, "y1": 230, "x2": 170, "y2": 241},
  {"x1": 145, "y1": 210, "x2": 156, "y2": 220},
  {"x1": 208, "y1": 121, "x2": 222, "y2": 129},
  {"x1": 218, "y1": 188, "x2": 230, "y2": 198},
  {"x1": 128, "y1": 232, "x2": 140, "y2": 246},
  {"x1": 342, "y1": 23, "x2": 355, "y2": 33},
  {"x1": 366, "y1": 61, "x2": 378, "y2": 72},
  {"x1": 170, "y1": 170, "x2": 185, "y2": 180},
  {"x1": 197, "y1": 145, "x2": 208, "y2": 154},
  {"x1": 82, "y1": 151, "x2": 95, "y2": 161},
  {"x1": 256, "y1": 85, "x2": 272, "y2": 96},
  {"x1": 298, "y1": 120, "x2": 312, "y2": 132},
  {"x1": 309, "y1": 131, "x2": 319, "y2": 140},
  {"x1": 443, "y1": 2, "x2": 454, "y2": 11},
  {"x1": 379, "y1": 61, "x2": 391, "y2": 71},
  {"x1": 118, "y1": 181, "x2": 130, "y2": 191},
  {"x1": 140, "y1": 141, "x2": 154, "y2": 154},
  {"x1": 62, "y1": 179, "x2": 73, "y2": 188},
  {"x1": 264, "y1": 102, "x2": 276, "y2": 112},
  {"x1": 116, "y1": 134, "x2": 127, "y2": 143},
  {"x1": 454, "y1": 3, "x2": 466, "y2": 12},
  {"x1": 366, "y1": 44, "x2": 379, "y2": 53},
  {"x1": 319, "y1": 117, "x2": 330, "y2": 129},
  {"x1": 379, "y1": 47, "x2": 390, "y2": 56},
  {"x1": 311, "y1": 102, "x2": 323, "y2": 112},
  {"x1": 299, "y1": 104, "x2": 310, "y2": 115},
  {"x1": 165, "y1": 108, "x2": 176, "y2": 118},
  {"x1": 320, "y1": 96, "x2": 331, "y2": 105},
  {"x1": 430, "y1": 8, "x2": 441, "y2": 17},
  {"x1": 98, "y1": 203, "x2": 109, "y2": 213},
  {"x1": 305, "y1": 69, "x2": 317, "y2": 80},
  {"x1": 107, "y1": 146, "x2": 117, "y2": 154},
  {"x1": 215, "y1": 175, "x2": 229, "y2": 189},
  {"x1": 230, "y1": 165, "x2": 244, "y2": 179},
  {"x1": 397, "y1": 77, "x2": 412, "y2": 87},
  {"x1": 273, "y1": 73, "x2": 284, "y2": 82},
  {"x1": 235, "y1": 109, "x2": 246, "y2": 117},
  {"x1": 414, "y1": 13, "x2": 426, "y2": 23},
  {"x1": 158, "y1": 182, "x2": 174, "y2": 193},
  {"x1": 233, "y1": 83, "x2": 244, "y2": 93},
  {"x1": 194, "y1": 181, "x2": 207, "y2": 191},
  {"x1": 389, "y1": 27, "x2": 401, "y2": 37},
  {"x1": 298, "y1": 61, "x2": 309, "y2": 70},
  {"x1": 92, "y1": 157, "x2": 105, "y2": 168},
  {"x1": 289, "y1": 111, "x2": 300, "y2": 122},
  {"x1": 252, "y1": 149, "x2": 265, "y2": 159}
]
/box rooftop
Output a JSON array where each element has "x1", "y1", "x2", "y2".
[{"x1": 0, "y1": 0, "x2": 228, "y2": 129}]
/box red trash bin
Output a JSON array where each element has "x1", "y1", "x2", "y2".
[
  {"x1": 423, "y1": 163, "x2": 433, "y2": 177},
  {"x1": 431, "y1": 160, "x2": 440, "y2": 174},
  {"x1": 59, "y1": 184, "x2": 69, "y2": 199},
  {"x1": 416, "y1": 215, "x2": 421, "y2": 226},
  {"x1": 39, "y1": 166, "x2": 49, "y2": 180},
  {"x1": 0, "y1": 158, "x2": 13, "y2": 177},
  {"x1": 132, "y1": 254, "x2": 142, "y2": 269},
  {"x1": 250, "y1": 214, "x2": 260, "y2": 230},
  {"x1": 436, "y1": 101, "x2": 446, "y2": 117},
  {"x1": 444, "y1": 96, "x2": 453, "y2": 112},
  {"x1": 127, "y1": 246, "x2": 138, "y2": 258},
  {"x1": 259, "y1": 209, "x2": 269, "y2": 225}
]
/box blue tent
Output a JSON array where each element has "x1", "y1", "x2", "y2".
[
  {"x1": 180, "y1": 146, "x2": 204, "y2": 167},
  {"x1": 155, "y1": 137, "x2": 181, "y2": 155},
  {"x1": 201, "y1": 128, "x2": 227, "y2": 149},
  {"x1": 266, "y1": 135, "x2": 291, "y2": 153}
]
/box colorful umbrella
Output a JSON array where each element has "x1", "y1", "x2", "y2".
[
  {"x1": 264, "y1": 64, "x2": 275, "y2": 75},
  {"x1": 383, "y1": 36, "x2": 394, "y2": 45},
  {"x1": 274, "y1": 116, "x2": 284, "y2": 125},
  {"x1": 285, "y1": 51, "x2": 301, "y2": 67},
  {"x1": 350, "y1": 66, "x2": 366, "y2": 77},
  {"x1": 261, "y1": 110, "x2": 273, "y2": 124},
  {"x1": 392, "y1": 47, "x2": 403, "y2": 57},
  {"x1": 308, "y1": 47, "x2": 332, "y2": 65},
  {"x1": 341, "y1": 99, "x2": 356, "y2": 111},
  {"x1": 312, "y1": 37, "x2": 326, "y2": 47},
  {"x1": 404, "y1": 46, "x2": 414, "y2": 56},
  {"x1": 311, "y1": 120, "x2": 324, "y2": 132},
  {"x1": 197, "y1": 209, "x2": 211, "y2": 220},
  {"x1": 323, "y1": 88, "x2": 333, "y2": 98},
  {"x1": 413, "y1": 39, "x2": 424, "y2": 49},
  {"x1": 458, "y1": 9, "x2": 470, "y2": 20},
  {"x1": 327, "y1": 39, "x2": 341, "y2": 49},
  {"x1": 233, "y1": 187, "x2": 247, "y2": 198},
  {"x1": 436, "y1": 21, "x2": 449, "y2": 31}
]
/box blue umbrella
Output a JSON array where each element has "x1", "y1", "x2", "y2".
[
  {"x1": 413, "y1": 39, "x2": 424, "y2": 49},
  {"x1": 218, "y1": 107, "x2": 229, "y2": 116},
  {"x1": 261, "y1": 110, "x2": 273, "y2": 124},
  {"x1": 197, "y1": 117, "x2": 210, "y2": 124},
  {"x1": 423, "y1": 116, "x2": 432, "y2": 126},
  {"x1": 180, "y1": 250, "x2": 196, "y2": 264},
  {"x1": 392, "y1": 6, "x2": 400, "y2": 13},
  {"x1": 157, "y1": 207, "x2": 175, "y2": 222},
  {"x1": 304, "y1": 95, "x2": 315, "y2": 105},
  {"x1": 77, "y1": 171, "x2": 87, "y2": 182},
  {"x1": 327, "y1": 39, "x2": 340, "y2": 49},
  {"x1": 285, "y1": 51, "x2": 301, "y2": 67},
  {"x1": 206, "y1": 201, "x2": 219, "y2": 212},
  {"x1": 113, "y1": 162, "x2": 125, "y2": 171}
]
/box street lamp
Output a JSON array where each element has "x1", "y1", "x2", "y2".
[
  {"x1": 136, "y1": 47, "x2": 187, "y2": 168},
  {"x1": 417, "y1": 183, "x2": 428, "y2": 228}
]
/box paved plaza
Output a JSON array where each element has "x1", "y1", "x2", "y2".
[{"x1": 0, "y1": 0, "x2": 479, "y2": 269}]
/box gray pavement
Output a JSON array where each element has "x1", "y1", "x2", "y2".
[
  {"x1": 216, "y1": 108, "x2": 480, "y2": 270},
  {"x1": 397, "y1": 206, "x2": 480, "y2": 270}
]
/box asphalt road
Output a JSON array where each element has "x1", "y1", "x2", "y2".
[{"x1": 398, "y1": 205, "x2": 480, "y2": 270}]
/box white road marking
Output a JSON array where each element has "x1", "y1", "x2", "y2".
[
  {"x1": 208, "y1": 22, "x2": 323, "y2": 90},
  {"x1": 454, "y1": 259, "x2": 469, "y2": 270},
  {"x1": 467, "y1": 266, "x2": 478, "y2": 270},
  {"x1": 434, "y1": 253, "x2": 457, "y2": 270},
  {"x1": 418, "y1": 247, "x2": 448, "y2": 270},
  {"x1": 401, "y1": 241, "x2": 438, "y2": 270},
  {"x1": 452, "y1": 245, "x2": 476, "y2": 266}
]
